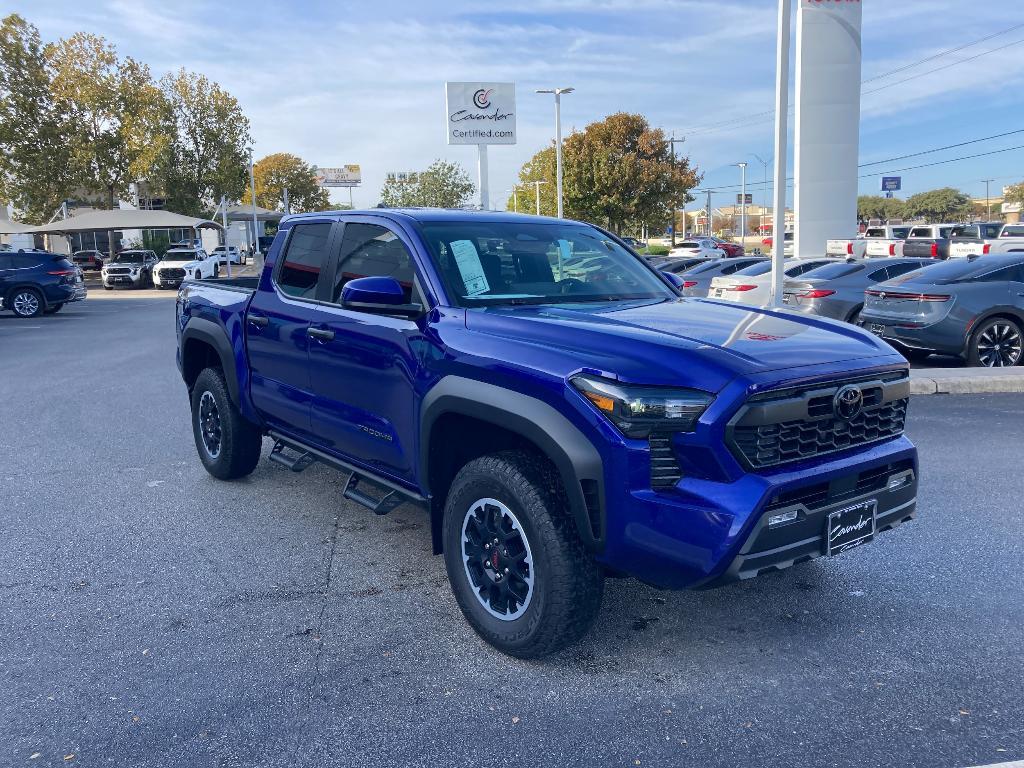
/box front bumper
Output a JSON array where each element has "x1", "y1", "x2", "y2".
[{"x1": 103, "y1": 273, "x2": 144, "y2": 287}]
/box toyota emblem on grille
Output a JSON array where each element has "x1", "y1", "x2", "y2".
[{"x1": 834, "y1": 385, "x2": 864, "y2": 421}]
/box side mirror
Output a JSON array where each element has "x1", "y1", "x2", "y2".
[
  {"x1": 342, "y1": 276, "x2": 423, "y2": 318},
  {"x1": 661, "y1": 271, "x2": 685, "y2": 292}
]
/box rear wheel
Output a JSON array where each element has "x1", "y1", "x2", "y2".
[
  {"x1": 847, "y1": 305, "x2": 864, "y2": 325},
  {"x1": 190, "y1": 367, "x2": 263, "y2": 479},
  {"x1": 10, "y1": 288, "x2": 43, "y2": 318},
  {"x1": 968, "y1": 318, "x2": 1023, "y2": 368},
  {"x1": 442, "y1": 451, "x2": 604, "y2": 658}
]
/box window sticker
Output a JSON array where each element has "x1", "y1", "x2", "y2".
[{"x1": 450, "y1": 239, "x2": 490, "y2": 296}]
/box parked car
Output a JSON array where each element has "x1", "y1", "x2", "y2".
[
  {"x1": 647, "y1": 256, "x2": 709, "y2": 274},
  {"x1": 782, "y1": 257, "x2": 934, "y2": 323},
  {"x1": 621, "y1": 237, "x2": 645, "y2": 249},
  {"x1": 827, "y1": 225, "x2": 911, "y2": 259},
  {"x1": 71, "y1": 249, "x2": 106, "y2": 271},
  {"x1": 901, "y1": 223, "x2": 957, "y2": 260},
  {"x1": 0, "y1": 243, "x2": 12, "y2": 252},
  {"x1": 706, "y1": 236, "x2": 745, "y2": 257},
  {"x1": 176, "y1": 208, "x2": 918, "y2": 658},
  {"x1": 153, "y1": 248, "x2": 218, "y2": 288},
  {"x1": 211, "y1": 245, "x2": 246, "y2": 265},
  {"x1": 0, "y1": 251, "x2": 86, "y2": 317},
  {"x1": 860, "y1": 254, "x2": 1024, "y2": 366},
  {"x1": 948, "y1": 222, "x2": 1024, "y2": 258},
  {"x1": 708, "y1": 257, "x2": 838, "y2": 306},
  {"x1": 101, "y1": 250, "x2": 159, "y2": 289},
  {"x1": 669, "y1": 238, "x2": 726, "y2": 259},
  {"x1": 677, "y1": 256, "x2": 767, "y2": 297},
  {"x1": 762, "y1": 231, "x2": 794, "y2": 256}
]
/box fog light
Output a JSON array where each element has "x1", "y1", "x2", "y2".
[
  {"x1": 888, "y1": 475, "x2": 909, "y2": 491},
  {"x1": 768, "y1": 510, "x2": 799, "y2": 528}
]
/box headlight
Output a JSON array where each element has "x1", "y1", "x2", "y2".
[{"x1": 571, "y1": 375, "x2": 713, "y2": 438}]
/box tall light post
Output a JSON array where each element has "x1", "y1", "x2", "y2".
[
  {"x1": 536, "y1": 87, "x2": 574, "y2": 218},
  {"x1": 532, "y1": 180, "x2": 549, "y2": 215},
  {"x1": 983, "y1": 179, "x2": 995, "y2": 218},
  {"x1": 770, "y1": 0, "x2": 792, "y2": 308},
  {"x1": 249, "y1": 151, "x2": 260, "y2": 266},
  {"x1": 508, "y1": 187, "x2": 519, "y2": 213},
  {"x1": 736, "y1": 162, "x2": 748, "y2": 244},
  {"x1": 753, "y1": 154, "x2": 771, "y2": 241}
]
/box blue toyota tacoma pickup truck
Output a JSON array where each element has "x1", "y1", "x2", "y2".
[{"x1": 176, "y1": 209, "x2": 918, "y2": 657}]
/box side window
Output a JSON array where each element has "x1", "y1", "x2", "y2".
[
  {"x1": 12, "y1": 254, "x2": 42, "y2": 269},
  {"x1": 983, "y1": 224, "x2": 1001, "y2": 239},
  {"x1": 867, "y1": 267, "x2": 891, "y2": 282},
  {"x1": 331, "y1": 223, "x2": 415, "y2": 303},
  {"x1": 277, "y1": 223, "x2": 332, "y2": 299},
  {"x1": 976, "y1": 266, "x2": 1024, "y2": 283},
  {"x1": 886, "y1": 262, "x2": 926, "y2": 279}
]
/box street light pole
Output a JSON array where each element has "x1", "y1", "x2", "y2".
[
  {"x1": 668, "y1": 135, "x2": 682, "y2": 248},
  {"x1": 249, "y1": 153, "x2": 260, "y2": 267},
  {"x1": 508, "y1": 187, "x2": 519, "y2": 213},
  {"x1": 737, "y1": 162, "x2": 748, "y2": 245},
  {"x1": 753, "y1": 154, "x2": 771, "y2": 242},
  {"x1": 983, "y1": 179, "x2": 994, "y2": 218},
  {"x1": 770, "y1": 0, "x2": 792, "y2": 308},
  {"x1": 536, "y1": 87, "x2": 574, "y2": 218},
  {"x1": 532, "y1": 180, "x2": 548, "y2": 215}
]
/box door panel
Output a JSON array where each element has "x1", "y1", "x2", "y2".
[
  {"x1": 246, "y1": 221, "x2": 337, "y2": 440},
  {"x1": 306, "y1": 219, "x2": 430, "y2": 482}
]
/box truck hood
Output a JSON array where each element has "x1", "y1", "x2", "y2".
[
  {"x1": 158, "y1": 260, "x2": 201, "y2": 270},
  {"x1": 464, "y1": 298, "x2": 896, "y2": 389}
]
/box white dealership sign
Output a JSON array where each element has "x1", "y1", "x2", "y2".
[
  {"x1": 445, "y1": 82, "x2": 517, "y2": 146},
  {"x1": 315, "y1": 165, "x2": 361, "y2": 187},
  {"x1": 794, "y1": 0, "x2": 862, "y2": 258}
]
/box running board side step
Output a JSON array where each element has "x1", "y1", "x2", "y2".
[{"x1": 266, "y1": 431, "x2": 429, "y2": 514}]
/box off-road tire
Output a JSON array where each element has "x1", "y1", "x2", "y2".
[
  {"x1": 190, "y1": 367, "x2": 263, "y2": 480},
  {"x1": 442, "y1": 450, "x2": 604, "y2": 658}
]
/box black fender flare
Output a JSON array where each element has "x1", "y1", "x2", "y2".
[
  {"x1": 420, "y1": 376, "x2": 605, "y2": 552},
  {"x1": 180, "y1": 317, "x2": 241, "y2": 407}
]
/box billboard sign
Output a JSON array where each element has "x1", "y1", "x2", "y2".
[
  {"x1": 445, "y1": 82, "x2": 517, "y2": 145},
  {"x1": 316, "y1": 165, "x2": 361, "y2": 187},
  {"x1": 881, "y1": 176, "x2": 902, "y2": 192},
  {"x1": 736, "y1": 193, "x2": 753, "y2": 205}
]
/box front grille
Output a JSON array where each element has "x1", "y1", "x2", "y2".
[
  {"x1": 160, "y1": 268, "x2": 185, "y2": 279},
  {"x1": 107, "y1": 267, "x2": 130, "y2": 275},
  {"x1": 728, "y1": 373, "x2": 910, "y2": 470},
  {"x1": 649, "y1": 433, "x2": 683, "y2": 489}
]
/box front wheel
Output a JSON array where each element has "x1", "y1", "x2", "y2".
[
  {"x1": 190, "y1": 367, "x2": 263, "y2": 479},
  {"x1": 968, "y1": 317, "x2": 1023, "y2": 367},
  {"x1": 442, "y1": 451, "x2": 604, "y2": 658}
]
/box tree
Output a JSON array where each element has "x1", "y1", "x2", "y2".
[
  {"x1": 154, "y1": 69, "x2": 250, "y2": 216},
  {"x1": 857, "y1": 195, "x2": 906, "y2": 222},
  {"x1": 903, "y1": 187, "x2": 972, "y2": 222},
  {"x1": 506, "y1": 145, "x2": 557, "y2": 216},
  {"x1": 1005, "y1": 181, "x2": 1024, "y2": 208},
  {"x1": 0, "y1": 14, "x2": 76, "y2": 222},
  {"x1": 46, "y1": 32, "x2": 166, "y2": 208},
  {"x1": 378, "y1": 160, "x2": 474, "y2": 208},
  {"x1": 560, "y1": 113, "x2": 700, "y2": 233},
  {"x1": 242, "y1": 153, "x2": 328, "y2": 213}
]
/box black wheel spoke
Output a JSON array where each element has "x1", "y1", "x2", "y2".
[{"x1": 461, "y1": 497, "x2": 535, "y2": 621}]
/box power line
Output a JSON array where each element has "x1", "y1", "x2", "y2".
[
  {"x1": 859, "y1": 129, "x2": 1024, "y2": 167},
  {"x1": 674, "y1": 24, "x2": 1024, "y2": 139}
]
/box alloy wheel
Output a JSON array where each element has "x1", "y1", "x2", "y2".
[
  {"x1": 977, "y1": 322, "x2": 1022, "y2": 367},
  {"x1": 198, "y1": 391, "x2": 223, "y2": 459},
  {"x1": 461, "y1": 498, "x2": 535, "y2": 621},
  {"x1": 12, "y1": 291, "x2": 40, "y2": 317}
]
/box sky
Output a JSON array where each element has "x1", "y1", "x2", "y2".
[{"x1": 8, "y1": 0, "x2": 1024, "y2": 213}]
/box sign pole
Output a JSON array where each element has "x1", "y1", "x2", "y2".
[
  {"x1": 477, "y1": 144, "x2": 489, "y2": 210},
  {"x1": 770, "y1": 0, "x2": 791, "y2": 308}
]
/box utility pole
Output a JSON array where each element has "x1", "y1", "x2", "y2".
[
  {"x1": 699, "y1": 189, "x2": 713, "y2": 237},
  {"x1": 983, "y1": 179, "x2": 994, "y2": 218},
  {"x1": 753, "y1": 154, "x2": 771, "y2": 242},
  {"x1": 737, "y1": 162, "x2": 748, "y2": 245}
]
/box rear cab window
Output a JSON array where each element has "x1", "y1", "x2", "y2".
[{"x1": 908, "y1": 228, "x2": 932, "y2": 239}]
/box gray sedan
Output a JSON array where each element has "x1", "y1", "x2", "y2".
[
  {"x1": 782, "y1": 258, "x2": 933, "y2": 323},
  {"x1": 858, "y1": 255, "x2": 1024, "y2": 367},
  {"x1": 678, "y1": 256, "x2": 767, "y2": 297}
]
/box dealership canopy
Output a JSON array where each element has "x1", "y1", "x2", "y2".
[
  {"x1": 222, "y1": 205, "x2": 283, "y2": 223},
  {"x1": 0, "y1": 218, "x2": 39, "y2": 234},
  {"x1": 25, "y1": 208, "x2": 222, "y2": 234}
]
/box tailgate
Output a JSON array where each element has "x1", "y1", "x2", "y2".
[
  {"x1": 949, "y1": 241, "x2": 983, "y2": 258},
  {"x1": 865, "y1": 240, "x2": 898, "y2": 257},
  {"x1": 825, "y1": 239, "x2": 850, "y2": 256}
]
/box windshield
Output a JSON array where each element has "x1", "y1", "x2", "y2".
[
  {"x1": 162, "y1": 250, "x2": 197, "y2": 261},
  {"x1": 109, "y1": 252, "x2": 145, "y2": 264},
  {"x1": 419, "y1": 221, "x2": 674, "y2": 307}
]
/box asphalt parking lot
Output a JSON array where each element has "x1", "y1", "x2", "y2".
[{"x1": 2, "y1": 292, "x2": 1022, "y2": 768}]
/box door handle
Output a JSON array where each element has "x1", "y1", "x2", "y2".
[
  {"x1": 248, "y1": 314, "x2": 269, "y2": 328},
  {"x1": 307, "y1": 327, "x2": 335, "y2": 341}
]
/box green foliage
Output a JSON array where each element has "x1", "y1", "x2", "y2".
[
  {"x1": 155, "y1": 69, "x2": 250, "y2": 216},
  {"x1": 857, "y1": 195, "x2": 906, "y2": 222},
  {"x1": 507, "y1": 146, "x2": 557, "y2": 216},
  {"x1": 0, "y1": 14, "x2": 76, "y2": 222},
  {"x1": 244, "y1": 152, "x2": 328, "y2": 213},
  {"x1": 46, "y1": 32, "x2": 166, "y2": 206},
  {"x1": 903, "y1": 187, "x2": 973, "y2": 222},
  {"x1": 378, "y1": 160, "x2": 475, "y2": 208},
  {"x1": 1004, "y1": 182, "x2": 1024, "y2": 208},
  {"x1": 142, "y1": 229, "x2": 172, "y2": 257}
]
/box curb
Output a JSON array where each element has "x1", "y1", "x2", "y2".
[{"x1": 910, "y1": 369, "x2": 1024, "y2": 395}]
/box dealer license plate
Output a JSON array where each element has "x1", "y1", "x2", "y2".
[{"x1": 826, "y1": 500, "x2": 877, "y2": 556}]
